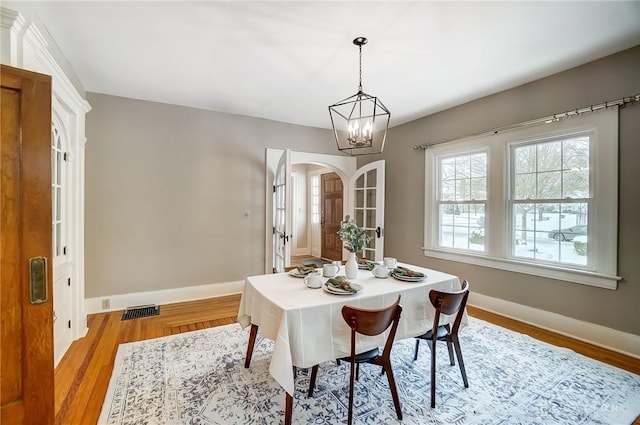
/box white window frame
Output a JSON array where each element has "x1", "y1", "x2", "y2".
[
  {"x1": 51, "y1": 121, "x2": 66, "y2": 267},
  {"x1": 434, "y1": 149, "x2": 488, "y2": 253},
  {"x1": 424, "y1": 108, "x2": 620, "y2": 289}
]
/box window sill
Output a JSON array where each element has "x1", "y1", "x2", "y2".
[{"x1": 422, "y1": 248, "x2": 620, "y2": 290}]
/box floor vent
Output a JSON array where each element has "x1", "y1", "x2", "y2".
[{"x1": 122, "y1": 304, "x2": 160, "y2": 321}]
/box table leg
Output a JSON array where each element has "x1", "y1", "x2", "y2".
[
  {"x1": 244, "y1": 324, "x2": 258, "y2": 368},
  {"x1": 285, "y1": 392, "x2": 293, "y2": 425}
]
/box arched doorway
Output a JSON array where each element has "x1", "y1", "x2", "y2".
[{"x1": 265, "y1": 149, "x2": 385, "y2": 273}]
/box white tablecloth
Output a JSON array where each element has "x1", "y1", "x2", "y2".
[{"x1": 237, "y1": 263, "x2": 462, "y2": 395}]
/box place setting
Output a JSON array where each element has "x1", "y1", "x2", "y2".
[
  {"x1": 288, "y1": 265, "x2": 320, "y2": 278},
  {"x1": 323, "y1": 276, "x2": 362, "y2": 295},
  {"x1": 391, "y1": 265, "x2": 426, "y2": 282}
]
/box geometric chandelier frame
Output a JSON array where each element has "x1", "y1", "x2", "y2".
[{"x1": 329, "y1": 36, "x2": 390, "y2": 156}]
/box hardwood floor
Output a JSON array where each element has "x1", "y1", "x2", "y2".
[
  {"x1": 54, "y1": 295, "x2": 241, "y2": 425},
  {"x1": 54, "y1": 295, "x2": 640, "y2": 425}
]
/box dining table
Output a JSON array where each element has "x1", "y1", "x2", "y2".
[{"x1": 236, "y1": 262, "x2": 464, "y2": 424}]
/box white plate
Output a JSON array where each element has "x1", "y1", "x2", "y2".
[
  {"x1": 323, "y1": 282, "x2": 362, "y2": 295},
  {"x1": 289, "y1": 270, "x2": 319, "y2": 278},
  {"x1": 391, "y1": 272, "x2": 425, "y2": 282}
]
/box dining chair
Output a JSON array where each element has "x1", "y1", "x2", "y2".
[
  {"x1": 413, "y1": 280, "x2": 469, "y2": 408},
  {"x1": 308, "y1": 295, "x2": 403, "y2": 425}
]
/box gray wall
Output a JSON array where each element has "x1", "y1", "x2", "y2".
[
  {"x1": 85, "y1": 94, "x2": 334, "y2": 298},
  {"x1": 86, "y1": 46, "x2": 639, "y2": 336},
  {"x1": 368, "y1": 45, "x2": 640, "y2": 335}
]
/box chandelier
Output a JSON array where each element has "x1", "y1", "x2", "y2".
[{"x1": 329, "y1": 37, "x2": 390, "y2": 156}]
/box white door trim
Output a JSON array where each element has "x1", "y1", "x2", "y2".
[{"x1": 2, "y1": 8, "x2": 92, "y2": 365}]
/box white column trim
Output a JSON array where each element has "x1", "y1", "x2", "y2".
[{"x1": 2, "y1": 7, "x2": 92, "y2": 356}]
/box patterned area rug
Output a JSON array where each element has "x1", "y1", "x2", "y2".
[{"x1": 98, "y1": 318, "x2": 640, "y2": 425}]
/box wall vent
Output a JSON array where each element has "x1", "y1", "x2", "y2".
[{"x1": 121, "y1": 304, "x2": 160, "y2": 321}]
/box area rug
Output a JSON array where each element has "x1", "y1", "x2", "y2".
[{"x1": 98, "y1": 318, "x2": 640, "y2": 425}]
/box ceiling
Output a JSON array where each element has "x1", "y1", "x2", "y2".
[{"x1": 22, "y1": 1, "x2": 640, "y2": 129}]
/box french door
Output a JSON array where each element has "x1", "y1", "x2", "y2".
[
  {"x1": 348, "y1": 160, "x2": 385, "y2": 261},
  {"x1": 273, "y1": 149, "x2": 291, "y2": 273}
]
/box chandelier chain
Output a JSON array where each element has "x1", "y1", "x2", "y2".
[{"x1": 358, "y1": 43, "x2": 363, "y2": 92}]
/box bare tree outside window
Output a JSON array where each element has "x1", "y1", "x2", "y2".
[
  {"x1": 438, "y1": 152, "x2": 487, "y2": 251},
  {"x1": 511, "y1": 136, "x2": 590, "y2": 265}
]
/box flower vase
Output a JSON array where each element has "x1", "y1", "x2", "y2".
[{"x1": 345, "y1": 252, "x2": 358, "y2": 280}]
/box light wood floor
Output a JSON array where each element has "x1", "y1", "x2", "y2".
[{"x1": 54, "y1": 294, "x2": 640, "y2": 425}]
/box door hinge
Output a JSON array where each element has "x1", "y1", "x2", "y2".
[
  {"x1": 63, "y1": 246, "x2": 67, "y2": 255},
  {"x1": 63, "y1": 152, "x2": 69, "y2": 161},
  {"x1": 272, "y1": 226, "x2": 276, "y2": 235},
  {"x1": 67, "y1": 277, "x2": 71, "y2": 287},
  {"x1": 68, "y1": 320, "x2": 71, "y2": 329}
]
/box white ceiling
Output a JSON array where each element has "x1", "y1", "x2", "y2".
[{"x1": 24, "y1": 1, "x2": 640, "y2": 129}]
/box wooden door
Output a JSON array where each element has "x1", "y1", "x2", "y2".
[
  {"x1": 321, "y1": 172, "x2": 343, "y2": 261},
  {"x1": 1, "y1": 65, "x2": 54, "y2": 425}
]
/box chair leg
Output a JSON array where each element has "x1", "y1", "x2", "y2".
[
  {"x1": 452, "y1": 337, "x2": 469, "y2": 388},
  {"x1": 383, "y1": 361, "x2": 403, "y2": 420},
  {"x1": 413, "y1": 339, "x2": 420, "y2": 361},
  {"x1": 356, "y1": 363, "x2": 360, "y2": 381},
  {"x1": 244, "y1": 324, "x2": 259, "y2": 368},
  {"x1": 308, "y1": 365, "x2": 319, "y2": 397},
  {"x1": 446, "y1": 340, "x2": 455, "y2": 366},
  {"x1": 430, "y1": 339, "x2": 437, "y2": 408},
  {"x1": 347, "y1": 360, "x2": 356, "y2": 425},
  {"x1": 285, "y1": 392, "x2": 293, "y2": 425}
]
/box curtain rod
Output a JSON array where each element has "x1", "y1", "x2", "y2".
[{"x1": 413, "y1": 94, "x2": 640, "y2": 150}]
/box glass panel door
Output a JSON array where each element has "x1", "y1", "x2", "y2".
[
  {"x1": 349, "y1": 160, "x2": 385, "y2": 261},
  {"x1": 273, "y1": 149, "x2": 291, "y2": 273}
]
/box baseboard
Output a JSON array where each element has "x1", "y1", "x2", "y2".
[
  {"x1": 468, "y1": 292, "x2": 640, "y2": 359},
  {"x1": 85, "y1": 281, "x2": 245, "y2": 315}
]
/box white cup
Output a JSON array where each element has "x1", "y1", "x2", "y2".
[
  {"x1": 373, "y1": 264, "x2": 389, "y2": 278},
  {"x1": 304, "y1": 274, "x2": 323, "y2": 289},
  {"x1": 383, "y1": 257, "x2": 397, "y2": 269},
  {"x1": 323, "y1": 263, "x2": 339, "y2": 277}
]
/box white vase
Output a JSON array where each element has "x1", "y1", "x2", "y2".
[{"x1": 345, "y1": 252, "x2": 358, "y2": 280}]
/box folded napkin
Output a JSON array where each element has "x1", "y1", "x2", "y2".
[
  {"x1": 357, "y1": 257, "x2": 378, "y2": 271},
  {"x1": 393, "y1": 266, "x2": 425, "y2": 278},
  {"x1": 295, "y1": 265, "x2": 317, "y2": 275},
  {"x1": 326, "y1": 276, "x2": 358, "y2": 293}
]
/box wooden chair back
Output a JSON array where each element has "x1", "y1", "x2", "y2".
[
  {"x1": 342, "y1": 295, "x2": 402, "y2": 359},
  {"x1": 429, "y1": 280, "x2": 469, "y2": 335}
]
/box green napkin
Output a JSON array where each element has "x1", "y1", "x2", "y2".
[
  {"x1": 357, "y1": 257, "x2": 378, "y2": 271},
  {"x1": 326, "y1": 276, "x2": 357, "y2": 293},
  {"x1": 393, "y1": 266, "x2": 425, "y2": 278}
]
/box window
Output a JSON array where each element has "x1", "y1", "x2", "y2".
[
  {"x1": 310, "y1": 175, "x2": 320, "y2": 224},
  {"x1": 424, "y1": 108, "x2": 619, "y2": 289},
  {"x1": 510, "y1": 136, "x2": 589, "y2": 267},
  {"x1": 52, "y1": 123, "x2": 65, "y2": 262},
  {"x1": 437, "y1": 152, "x2": 487, "y2": 252}
]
